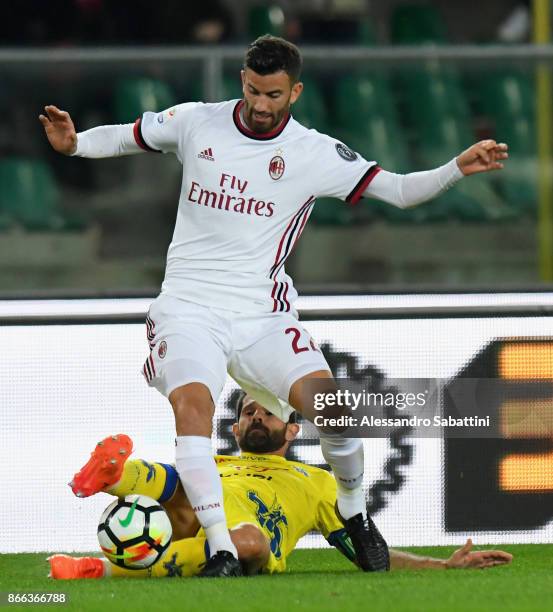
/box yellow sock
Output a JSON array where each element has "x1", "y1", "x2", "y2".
[
  {"x1": 107, "y1": 537, "x2": 207, "y2": 578},
  {"x1": 106, "y1": 459, "x2": 178, "y2": 503}
]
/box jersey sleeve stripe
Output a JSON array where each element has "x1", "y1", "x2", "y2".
[
  {"x1": 346, "y1": 164, "x2": 381, "y2": 205},
  {"x1": 271, "y1": 280, "x2": 290, "y2": 312},
  {"x1": 145, "y1": 315, "x2": 156, "y2": 348},
  {"x1": 275, "y1": 282, "x2": 286, "y2": 312},
  {"x1": 143, "y1": 359, "x2": 152, "y2": 382},
  {"x1": 270, "y1": 201, "x2": 315, "y2": 280},
  {"x1": 270, "y1": 196, "x2": 315, "y2": 279},
  {"x1": 271, "y1": 281, "x2": 279, "y2": 312},
  {"x1": 282, "y1": 282, "x2": 290, "y2": 312},
  {"x1": 133, "y1": 118, "x2": 162, "y2": 153}
]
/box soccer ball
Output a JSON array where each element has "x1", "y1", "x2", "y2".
[{"x1": 97, "y1": 494, "x2": 172, "y2": 569}]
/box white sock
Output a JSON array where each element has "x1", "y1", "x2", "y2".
[
  {"x1": 320, "y1": 434, "x2": 366, "y2": 520},
  {"x1": 175, "y1": 436, "x2": 237, "y2": 558},
  {"x1": 335, "y1": 484, "x2": 366, "y2": 521}
]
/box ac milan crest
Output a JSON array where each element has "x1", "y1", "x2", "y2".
[
  {"x1": 158, "y1": 341, "x2": 167, "y2": 359},
  {"x1": 269, "y1": 155, "x2": 285, "y2": 180}
]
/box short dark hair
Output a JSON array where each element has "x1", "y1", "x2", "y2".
[
  {"x1": 244, "y1": 34, "x2": 302, "y2": 82},
  {"x1": 235, "y1": 391, "x2": 297, "y2": 424}
]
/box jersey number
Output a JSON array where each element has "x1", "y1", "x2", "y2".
[{"x1": 285, "y1": 327, "x2": 319, "y2": 355}]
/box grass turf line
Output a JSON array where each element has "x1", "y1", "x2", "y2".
[{"x1": 1, "y1": 545, "x2": 552, "y2": 612}]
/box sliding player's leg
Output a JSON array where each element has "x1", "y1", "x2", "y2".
[
  {"x1": 54, "y1": 450, "x2": 271, "y2": 580},
  {"x1": 69, "y1": 434, "x2": 133, "y2": 498},
  {"x1": 70, "y1": 433, "x2": 199, "y2": 540},
  {"x1": 48, "y1": 524, "x2": 269, "y2": 580},
  {"x1": 69, "y1": 434, "x2": 177, "y2": 504},
  {"x1": 143, "y1": 297, "x2": 240, "y2": 576}
]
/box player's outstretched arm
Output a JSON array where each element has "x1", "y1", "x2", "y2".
[
  {"x1": 363, "y1": 139, "x2": 509, "y2": 209},
  {"x1": 389, "y1": 538, "x2": 513, "y2": 570},
  {"x1": 456, "y1": 140, "x2": 509, "y2": 176},
  {"x1": 39, "y1": 105, "x2": 78, "y2": 155},
  {"x1": 39, "y1": 105, "x2": 144, "y2": 159}
]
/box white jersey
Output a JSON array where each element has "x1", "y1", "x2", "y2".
[{"x1": 135, "y1": 99, "x2": 379, "y2": 314}]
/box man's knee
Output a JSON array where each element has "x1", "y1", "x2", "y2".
[
  {"x1": 288, "y1": 370, "x2": 343, "y2": 424},
  {"x1": 169, "y1": 383, "x2": 215, "y2": 436}
]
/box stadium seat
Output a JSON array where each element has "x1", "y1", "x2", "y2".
[
  {"x1": 0, "y1": 158, "x2": 64, "y2": 231},
  {"x1": 247, "y1": 5, "x2": 285, "y2": 39},
  {"x1": 185, "y1": 73, "x2": 242, "y2": 103},
  {"x1": 477, "y1": 71, "x2": 536, "y2": 214},
  {"x1": 334, "y1": 74, "x2": 418, "y2": 223},
  {"x1": 182, "y1": 79, "x2": 203, "y2": 102},
  {"x1": 358, "y1": 19, "x2": 378, "y2": 46},
  {"x1": 401, "y1": 68, "x2": 471, "y2": 148},
  {"x1": 113, "y1": 78, "x2": 176, "y2": 123},
  {"x1": 309, "y1": 199, "x2": 353, "y2": 226},
  {"x1": 0, "y1": 210, "x2": 12, "y2": 231},
  {"x1": 398, "y1": 67, "x2": 516, "y2": 222},
  {"x1": 390, "y1": 4, "x2": 448, "y2": 44},
  {"x1": 334, "y1": 74, "x2": 407, "y2": 167},
  {"x1": 292, "y1": 77, "x2": 348, "y2": 225},
  {"x1": 292, "y1": 76, "x2": 328, "y2": 131},
  {"x1": 221, "y1": 74, "x2": 244, "y2": 101}
]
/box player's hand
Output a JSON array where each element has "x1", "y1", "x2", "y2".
[
  {"x1": 39, "y1": 105, "x2": 78, "y2": 156},
  {"x1": 445, "y1": 538, "x2": 513, "y2": 569},
  {"x1": 456, "y1": 140, "x2": 508, "y2": 176}
]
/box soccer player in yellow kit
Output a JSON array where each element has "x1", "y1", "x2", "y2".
[{"x1": 49, "y1": 395, "x2": 512, "y2": 579}]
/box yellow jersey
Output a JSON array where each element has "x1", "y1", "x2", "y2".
[{"x1": 212, "y1": 453, "x2": 349, "y2": 572}]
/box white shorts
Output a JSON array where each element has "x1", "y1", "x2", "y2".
[{"x1": 141, "y1": 294, "x2": 330, "y2": 421}]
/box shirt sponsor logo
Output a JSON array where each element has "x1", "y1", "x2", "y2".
[
  {"x1": 187, "y1": 172, "x2": 275, "y2": 218},
  {"x1": 269, "y1": 155, "x2": 285, "y2": 180},
  {"x1": 336, "y1": 142, "x2": 357, "y2": 162}
]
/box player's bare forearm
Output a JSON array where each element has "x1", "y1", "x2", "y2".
[
  {"x1": 389, "y1": 539, "x2": 513, "y2": 571},
  {"x1": 389, "y1": 549, "x2": 445, "y2": 570},
  {"x1": 456, "y1": 140, "x2": 508, "y2": 176}
]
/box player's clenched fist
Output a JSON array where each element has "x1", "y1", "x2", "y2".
[
  {"x1": 39, "y1": 105, "x2": 78, "y2": 156},
  {"x1": 456, "y1": 139, "x2": 509, "y2": 176}
]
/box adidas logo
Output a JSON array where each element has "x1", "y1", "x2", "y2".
[{"x1": 198, "y1": 147, "x2": 215, "y2": 161}]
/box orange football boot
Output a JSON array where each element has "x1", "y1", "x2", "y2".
[
  {"x1": 48, "y1": 554, "x2": 105, "y2": 579},
  {"x1": 69, "y1": 434, "x2": 133, "y2": 498}
]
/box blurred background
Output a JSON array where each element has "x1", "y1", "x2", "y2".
[{"x1": 0, "y1": 0, "x2": 550, "y2": 296}]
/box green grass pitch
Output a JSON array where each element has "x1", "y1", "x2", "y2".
[{"x1": 1, "y1": 545, "x2": 552, "y2": 612}]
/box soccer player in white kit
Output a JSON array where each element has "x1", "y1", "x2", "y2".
[{"x1": 40, "y1": 35, "x2": 508, "y2": 577}]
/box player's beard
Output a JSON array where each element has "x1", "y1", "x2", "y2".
[
  {"x1": 243, "y1": 99, "x2": 290, "y2": 134},
  {"x1": 239, "y1": 422, "x2": 287, "y2": 453}
]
